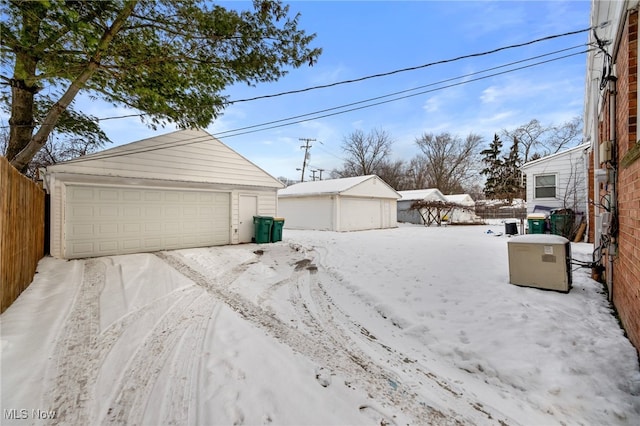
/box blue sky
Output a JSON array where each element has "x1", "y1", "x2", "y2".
[{"x1": 77, "y1": 0, "x2": 591, "y2": 181}]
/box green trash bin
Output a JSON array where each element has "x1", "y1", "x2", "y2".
[
  {"x1": 271, "y1": 217, "x2": 285, "y2": 242},
  {"x1": 550, "y1": 209, "x2": 575, "y2": 238},
  {"x1": 527, "y1": 213, "x2": 546, "y2": 234},
  {"x1": 253, "y1": 216, "x2": 273, "y2": 244}
]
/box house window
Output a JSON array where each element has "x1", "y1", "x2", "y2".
[{"x1": 534, "y1": 174, "x2": 556, "y2": 198}]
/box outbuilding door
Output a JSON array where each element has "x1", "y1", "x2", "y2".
[
  {"x1": 340, "y1": 197, "x2": 383, "y2": 231},
  {"x1": 64, "y1": 185, "x2": 230, "y2": 258}
]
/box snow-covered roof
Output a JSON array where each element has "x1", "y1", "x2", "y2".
[
  {"x1": 397, "y1": 188, "x2": 447, "y2": 202},
  {"x1": 278, "y1": 175, "x2": 399, "y2": 198},
  {"x1": 444, "y1": 194, "x2": 475, "y2": 205}
]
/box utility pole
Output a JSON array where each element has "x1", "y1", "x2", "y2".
[
  {"x1": 310, "y1": 169, "x2": 318, "y2": 181},
  {"x1": 299, "y1": 138, "x2": 315, "y2": 182},
  {"x1": 317, "y1": 168, "x2": 325, "y2": 180}
]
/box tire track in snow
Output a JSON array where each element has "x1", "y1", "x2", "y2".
[
  {"x1": 44, "y1": 259, "x2": 106, "y2": 425},
  {"x1": 306, "y1": 243, "x2": 515, "y2": 425},
  {"x1": 156, "y1": 249, "x2": 452, "y2": 425},
  {"x1": 42, "y1": 258, "x2": 211, "y2": 426},
  {"x1": 102, "y1": 289, "x2": 213, "y2": 425}
]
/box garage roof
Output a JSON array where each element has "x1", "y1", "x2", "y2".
[
  {"x1": 397, "y1": 188, "x2": 447, "y2": 202},
  {"x1": 278, "y1": 175, "x2": 400, "y2": 198}
]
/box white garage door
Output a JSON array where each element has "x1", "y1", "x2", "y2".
[
  {"x1": 340, "y1": 198, "x2": 383, "y2": 231},
  {"x1": 65, "y1": 185, "x2": 230, "y2": 258}
]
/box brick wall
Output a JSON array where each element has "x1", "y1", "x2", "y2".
[
  {"x1": 587, "y1": 151, "x2": 594, "y2": 243},
  {"x1": 612, "y1": 10, "x2": 640, "y2": 352}
]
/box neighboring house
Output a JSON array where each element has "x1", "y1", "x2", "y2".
[
  {"x1": 397, "y1": 188, "x2": 447, "y2": 225},
  {"x1": 277, "y1": 175, "x2": 400, "y2": 231},
  {"x1": 584, "y1": 0, "x2": 640, "y2": 353},
  {"x1": 42, "y1": 128, "x2": 284, "y2": 259},
  {"x1": 443, "y1": 194, "x2": 481, "y2": 224},
  {"x1": 520, "y1": 143, "x2": 590, "y2": 221}
]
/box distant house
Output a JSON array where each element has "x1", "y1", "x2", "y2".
[
  {"x1": 520, "y1": 143, "x2": 590, "y2": 222},
  {"x1": 397, "y1": 189, "x2": 447, "y2": 225},
  {"x1": 443, "y1": 194, "x2": 481, "y2": 224},
  {"x1": 42, "y1": 129, "x2": 284, "y2": 259},
  {"x1": 584, "y1": 0, "x2": 640, "y2": 354},
  {"x1": 277, "y1": 175, "x2": 400, "y2": 231}
]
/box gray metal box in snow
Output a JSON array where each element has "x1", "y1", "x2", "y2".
[{"x1": 507, "y1": 234, "x2": 572, "y2": 293}]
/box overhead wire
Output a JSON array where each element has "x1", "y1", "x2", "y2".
[
  {"x1": 225, "y1": 27, "x2": 592, "y2": 104},
  {"x1": 4, "y1": 27, "x2": 591, "y2": 163},
  {"x1": 52, "y1": 28, "x2": 592, "y2": 125},
  {"x1": 57, "y1": 45, "x2": 591, "y2": 163},
  {"x1": 214, "y1": 49, "x2": 592, "y2": 139},
  {"x1": 212, "y1": 44, "x2": 588, "y2": 137}
]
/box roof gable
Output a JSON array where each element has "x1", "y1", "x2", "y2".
[
  {"x1": 521, "y1": 143, "x2": 589, "y2": 170},
  {"x1": 398, "y1": 188, "x2": 447, "y2": 202},
  {"x1": 278, "y1": 175, "x2": 400, "y2": 198},
  {"x1": 445, "y1": 194, "x2": 475, "y2": 205},
  {"x1": 46, "y1": 129, "x2": 284, "y2": 188}
]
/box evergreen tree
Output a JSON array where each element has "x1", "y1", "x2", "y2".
[
  {"x1": 480, "y1": 134, "x2": 504, "y2": 198},
  {"x1": 502, "y1": 137, "x2": 524, "y2": 202}
]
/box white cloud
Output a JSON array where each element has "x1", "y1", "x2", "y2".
[
  {"x1": 481, "y1": 86, "x2": 499, "y2": 103},
  {"x1": 310, "y1": 64, "x2": 349, "y2": 85},
  {"x1": 423, "y1": 97, "x2": 440, "y2": 113}
]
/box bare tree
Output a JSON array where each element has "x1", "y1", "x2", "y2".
[
  {"x1": 502, "y1": 117, "x2": 583, "y2": 162},
  {"x1": 549, "y1": 116, "x2": 583, "y2": 153},
  {"x1": 413, "y1": 132, "x2": 484, "y2": 194},
  {"x1": 335, "y1": 128, "x2": 394, "y2": 177},
  {"x1": 1, "y1": 124, "x2": 107, "y2": 179},
  {"x1": 554, "y1": 155, "x2": 588, "y2": 239},
  {"x1": 402, "y1": 156, "x2": 431, "y2": 190},
  {"x1": 375, "y1": 158, "x2": 406, "y2": 189}
]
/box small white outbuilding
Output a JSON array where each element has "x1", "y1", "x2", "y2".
[
  {"x1": 397, "y1": 188, "x2": 448, "y2": 225},
  {"x1": 277, "y1": 175, "x2": 400, "y2": 231},
  {"x1": 444, "y1": 194, "x2": 481, "y2": 224},
  {"x1": 43, "y1": 129, "x2": 284, "y2": 259}
]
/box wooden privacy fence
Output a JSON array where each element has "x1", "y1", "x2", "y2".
[
  {"x1": 0, "y1": 156, "x2": 45, "y2": 313},
  {"x1": 475, "y1": 205, "x2": 527, "y2": 220}
]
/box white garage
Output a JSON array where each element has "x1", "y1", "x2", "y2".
[
  {"x1": 43, "y1": 129, "x2": 283, "y2": 259},
  {"x1": 277, "y1": 175, "x2": 400, "y2": 231}
]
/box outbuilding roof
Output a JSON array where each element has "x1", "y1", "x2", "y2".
[
  {"x1": 278, "y1": 175, "x2": 400, "y2": 198},
  {"x1": 397, "y1": 188, "x2": 447, "y2": 202},
  {"x1": 444, "y1": 194, "x2": 475, "y2": 205}
]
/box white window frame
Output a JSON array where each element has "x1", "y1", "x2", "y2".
[{"x1": 534, "y1": 174, "x2": 557, "y2": 199}]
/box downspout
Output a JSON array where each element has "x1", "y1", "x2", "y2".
[
  {"x1": 606, "y1": 75, "x2": 618, "y2": 300},
  {"x1": 582, "y1": 144, "x2": 589, "y2": 242}
]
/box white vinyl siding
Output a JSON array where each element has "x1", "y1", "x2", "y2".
[
  {"x1": 521, "y1": 144, "x2": 588, "y2": 215},
  {"x1": 47, "y1": 129, "x2": 283, "y2": 189},
  {"x1": 45, "y1": 129, "x2": 283, "y2": 259},
  {"x1": 277, "y1": 176, "x2": 399, "y2": 232},
  {"x1": 534, "y1": 174, "x2": 557, "y2": 199},
  {"x1": 64, "y1": 185, "x2": 230, "y2": 258}
]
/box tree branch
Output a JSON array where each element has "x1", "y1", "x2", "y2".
[{"x1": 10, "y1": 1, "x2": 139, "y2": 171}]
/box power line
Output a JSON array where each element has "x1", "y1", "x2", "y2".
[
  {"x1": 37, "y1": 47, "x2": 591, "y2": 164},
  {"x1": 225, "y1": 27, "x2": 592, "y2": 104},
  {"x1": 44, "y1": 30, "x2": 592, "y2": 126},
  {"x1": 212, "y1": 49, "x2": 591, "y2": 139},
  {"x1": 212, "y1": 44, "x2": 586, "y2": 137}
]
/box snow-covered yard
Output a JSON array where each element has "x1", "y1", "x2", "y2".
[{"x1": 1, "y1": 223, "x2": 639, "y2": 425}]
